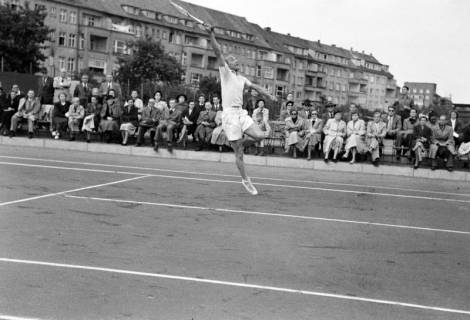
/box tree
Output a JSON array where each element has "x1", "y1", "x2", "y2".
[
  {"x1": 0, "y1": 2, "x2": 53, "y2": 73},
  {"x1": 198, "y1": 75, "x2": 221, "y2": 99},
  {"x1": 116, "y1": 37, "x2": 184, "y2": 97}
]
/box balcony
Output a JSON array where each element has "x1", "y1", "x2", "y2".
[
  {"x1": 89, "y1": 35, "x2": 108, "y2": 53},
  {"x1": 276, "y1": 68, "x2": 289, "y2": 82}
]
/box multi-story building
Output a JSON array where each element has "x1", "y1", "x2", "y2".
[
  {"x1": 403, "y1": 82, "x2": 437, "y2": 108},
  {"x1": 2, "y1": 0, "x2": 397, "y2": 110}
]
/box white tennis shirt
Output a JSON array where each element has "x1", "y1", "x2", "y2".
[{"x1": 219, "y1": 63, "x2": 252, "y2": 109}]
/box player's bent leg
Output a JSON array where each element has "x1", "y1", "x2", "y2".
[
  {"x1": 230, "y1": 139, "x2": 258, "y2": 195},
  {"x1": 244, "y1": 123, "x2": 269, "y2": 142}
]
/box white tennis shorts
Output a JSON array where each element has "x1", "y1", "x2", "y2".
[{"x1": 222, "y1": 107, "x2": 254, "y2": 141}]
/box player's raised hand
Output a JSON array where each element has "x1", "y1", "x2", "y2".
[{"x1": 203, "y1": 23, "x2": 214, "y2": 33}]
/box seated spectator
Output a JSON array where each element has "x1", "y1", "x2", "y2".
[
  {"x1": 212, "y1": 96, "x2": 222, "y2": 112},
  {"x1": 1, "y1": 90, "x2": 20, "y2": 136},
  {"x1": 136, "y1": 99, "x2": 159, "y2": 147},
  {"x1": 175, "y1": 94, "x2": 188, "y2": 114},
  {"x1": 449, "y1": 110, "x2": 463, "y2": 146},
  {"x1": 178, "y1": 100, "x2": 201, "y2": 148},
  {"x1": 343, "y1": 104, "x2": 361, "y2": 123},
  {"x1": 211, "y1": 107, "x2": 230, "y2": 152},
  {"x1": 343, "y1": 112, "x2": 367, "y2": 164},
  {"x1": 53, "y1": 68, "x2": 71, "y2": 103},
  {"x1": 279, "y1": 101, "x2": 294, "y2": 121},
  {"x1": 285, "y1": 109, "x2": 308, "y2": 158},
  {"x1": 196, "y1": 95, "x2": 206, "y2": 111},
  {"x1": 321, "y1": 103, "x2": 336, "y2": 123},
  {"x1": 154, "y1": 98, "x2": 182, "y2": 152},
  {"x1": 304, "y1": 109, "x2": 323, "y2": 161},
  {"x1": 9, "y1": 90, "x2": 40, "y2": 139},
  {"x1": 129, "y1": 90, "x2": 144, "y2": 117},
  {"x1": 82, "y1": 96, "x2": 102, "y2": 143},
  {"x1": 252, "y1": 110, "x2": 271, "y2": 156},
  {"x1": 120, "y1": 98, "x2": 139, "y2": 146},
  {"x1": 195, "y1": 102, "x2": 217, "y2": 151},
  {"x1": 67, "y1": 97, "x2": 84, "y2": 141},
  {"x1": 323, "y1": 111, "x2": 346, "y2": 162},
  {"x1": 457, "y1": 123, "x2": 470, "y2": 164},
  {"x1": 366, "y1": 112, "x2": 387, "y2": 166},
  {"x1": 385, "y1": 105, "x2": 402, "y2": 141},
  {"x1": 52, "y1": 92, "x2": 70, "y2": 139},
  {"x1": 412, "y1": 115, "x2": 432, "y2": 169},
  {"x1": 429, "y1": 115, "x2": 456, "y2": 171},
  {"x1": 252, "y1": 99, "x2": 269, "y2": 123},
  {"x1": 99, "y1": 89, "x2": 122, "y2": 143},
  {"x1": 154, "y1": 91, "x2": 169, "y2": 118},
  {"x1": 396, "y1": 108, "x2": 418, "y2": 160}
]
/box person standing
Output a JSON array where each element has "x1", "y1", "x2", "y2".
[
  {"x1": 73, "y1": 74, "x2": 92, "y2": 107},
  {"x1": 99, "y1": 74, "x2": 122, "y2": 103},
  {"x1": 53, "y1": 69, "x2": 72, "y2": 102},
  {"x1": 9, "y1": 90, "x2": 40, "y2": 138},
  {"x1": 38, "y1": 68, "x2": 55, "y2": 105}
]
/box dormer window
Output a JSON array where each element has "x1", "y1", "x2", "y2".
[
  {"x1": 122, "y1": 5, "x2": 139, "y2": 15},
  {"x1": 141, "y1": 10, "x2": 156, "y2": 19},
  {"x1": 164, "y1": 15, "x2": 178, "y2": 24}
]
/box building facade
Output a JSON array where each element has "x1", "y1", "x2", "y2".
[
  {"x1": 3, "y1": 0, "x2": 397, "y2": 110},
  {"x1": 403, "y1": 82, "x2": 437, "y2": 108}
]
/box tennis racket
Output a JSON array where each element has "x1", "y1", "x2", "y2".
[{"x1": 170, "y1": 1, "x2": 208, "y2": 27}]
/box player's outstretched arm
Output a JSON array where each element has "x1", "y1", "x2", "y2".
[
  {"x1": 205, "y1": 26, "x2": 226, "y2": 67},
  {"x1": 248, "y1": 83, "x2": 278, "y2": 102}
]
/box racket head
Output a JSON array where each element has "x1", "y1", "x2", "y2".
[{"x1": 170, "y1": 1, "x2": 204, "y2": 25}]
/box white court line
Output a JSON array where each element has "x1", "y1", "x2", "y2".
[
  {"x1": 0, "y1": 175, "x2": 149, "y2": 207},
  {"x1": 1, "y1": 161, "x2": 469, "y2": 204},
  {"x1": 65, "y1": 195, "x2": 470, "y2": 235},
  {"x1": 1, "y1": 155, "x2": 468, "y2": 198},
  {"x1": 0, "y1": 315, "x2": 43, "y2": 320},
  {"x1": 1, "y1": 258, "x2": 469, "y2": 316}
]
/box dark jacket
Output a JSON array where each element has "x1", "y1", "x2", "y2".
[
  {"x1": 120, "y1": 105, "x2": 139, "y2": 127},
  {"x1": 73, "y1": 83, "x2": 92, "y2": 107},
  {"x1": 38, "y1": 76, "x2": 55, "y2": 105},
  {"x1": 53, "y1": 101, "x2": 71, "y2": 118},
  {"x1": 413, "y1": 124, "x2": 432, "y2": 148},
  {"x1": 4, "y1": 93, "x2": 21, "y2": 112}
]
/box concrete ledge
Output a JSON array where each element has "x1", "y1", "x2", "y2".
[{"x1": 1, "y1": 137, "x2": 468, "y2": 182}]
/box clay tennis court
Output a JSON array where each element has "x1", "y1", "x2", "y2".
[{"x1": 0, "y1": 144, "x2": 469, "y2": 320}]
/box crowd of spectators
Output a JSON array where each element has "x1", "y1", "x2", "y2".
[{"x1": 0, "y1": 71, "x2": 469, "y2": 172}]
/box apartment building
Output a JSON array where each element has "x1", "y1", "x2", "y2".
[
  {"x1": 2, "y1": 0, "x2": 398, "y2": 110},
  {"x1": 403, "y1": 82, "x2": 437, "y2": 108}
]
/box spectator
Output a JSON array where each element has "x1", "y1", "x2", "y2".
[
  {"x1": 429, "y1": 115, "x2": 456, "y2": 171},
  {"x1": 395, "y1": 86, "x2": 414, "y2": 122},
  {"x1": 304, "y1": 109, "x2": 323, "y2": 161},
  {"x1": 154, "y1": 91, "x2": 169, "y2": 118},
  {"x1": 211, "y1": 106, "x2": 229, "y2": 152},
  {"x1": 67, "y1": 97, "x2": 84, "y2": 141},
  {"x1": 412, "y1": 115, "x2": 432, "y2": 169},
  {"x1": 99, "y1": 74, "x2": 122, "y2": 102},
  {"x1": 52, "y1": 92, "x2": 70, "y2": 139},
  {"x1": 175, "y1": 94, "x2": 188, "y2": 113},
  {"x1": 0, "y1": 82, "x2": 6, "y2": 108},
  {"x1": 82, "y1": 96, "x2": 102, "y2": 143},
  {"x1": 178, "y1": 100, "x2": 200, "y2": 148},
  {"x1": 212, "y1": 96, "x2": 222, "y2": 112},
  {"x1": 91, "y1": 88, "x2": 102, "y2": 104},
  {"x1": 396, "y1": 108, "x2": 418, "y2": 160},
  {"x1": 285, "y1": 109, "x2": 308, "y2": 158},
  {"x1": 279, "y1": 101, "x2": 294, "y2": 121},
  {"x1": 244, "y1": 88, "x2": 257, "y2": 117},
  {"x1": 321, "y1": 103, "x2": 336, "y2": 123},
  {"x1": 457, "y1": 122, "x2": 470, "y2": 162},
  {"x1": 449, "y1": 111, "x2": 463, "y2": 146},
  {"x1": 366, "y1": 111, "x2": 387, "y2": 166},
  {"x1": 120, "y1": 98, "x2": 139, "y2": 146},
  {"x1": 53, "y1": 69, "x2": 72, "y2": 102},
  {"x1": 9, "y1": 90, "x2": 40, "y2": 139},
  {"x1": 343, "y1": 104, "x2": 360, "y2": 123},
  {"x1": 154, "y1": 98, "x2": 182, "y2": 152},
  {"x1": 126, "y1": 90, "x2": 143, "y2": 118},
  {"x1": 195, "y1": 101, "x2": 217, "y2": 151},
  {"x1": 1, "y1": 90, "x2": 20, "y2": 136},
  {"x1": 11, "y1": 84, "x2": 23, "y2": 98},
  {"x1": 136, "y1": 99, "x2": 159, "y2": 147},
  {"x1": 343, "y1": 112, "x2": 367, "y2": 164},
  {"x1": 252, "y1": 99, "x2": 269, "y2": 123},
  {"x1": 99, "y1": 89, "x2": 122, "y2": 143},
  {"x1": 384, "y1": 105, "x2": 402, "y2": 156},
  {"x1": 37, "y1": 68, "x2": 54, "y2": 105},
  {"x1": 73, "y1": 74, "x2": 91, "y2": 107},
  {"x1": 197, "y1": 95, "x2": 206, "y2": 111},
  {"x1": 252, "y1": 109, "x2": 271, "y2": 156},
  {"x1": 323, "y1": 111, "x2": 346, "y2": 162}
]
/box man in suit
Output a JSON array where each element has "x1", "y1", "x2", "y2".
[
  {"x1": 9, "y1": 90, "x2": 41, "y2": 138},
  {"x1": 396, "y1": 108, "x2": 418, "y2": 159},
  {"x1": 384, "y1": 106, "x2": 402, "y2": 154},
  {"x1": 179, "y1": 100, "x2": 201, "y2": 142},
  {"x1": 321, "y1": 103, "x2": 336, "y2": 123},
  {"x1": 395, "y1": 86, "x2": 414, "y2": 124},
  {"x1": 449, "y1": 110, "x2": 463, "y2": 146},
  {"x1": 38, "y1": 69, "x2": 54, "y2": 105},
  {"x1": 154, "y1": 98, "x2": 183, "y2": 152},
  {"x1": 73, "y1": 74, "x2": 92, "y2": 107},
  {"x1": 212, "y1": 95, "x2": 222, "y2": 112},
  {"x1": 99, "y1": 74, "x2": 122, "y2": 102},
  {"x1": 430, "y1": 115, "x2": 456, "y2": 171}
]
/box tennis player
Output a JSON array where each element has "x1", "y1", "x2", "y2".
[{"x1": 204, "y1": 25, "x2": 277, "y2": 195}]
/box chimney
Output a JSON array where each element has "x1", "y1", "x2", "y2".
[
  {"x1": 265, "y1": 27, "x2": 271, "y2": 32},
  {"x1": 332, "y1": 44, "x2": 336, "y2": 47},
  {"x1": 287, "y1": 33, "x2": 291, "y2": 36},
  {"x1": 317, "y1": 40, "x2": 320, "y2": 43},
  {"x1": 362, "y1": 50, "x2": 365, "y2": 54}
]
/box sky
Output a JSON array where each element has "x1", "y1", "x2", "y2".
[{"x1": 186, "y1": 0, "x2": 470, "y2": 102}]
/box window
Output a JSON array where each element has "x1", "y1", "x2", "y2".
[
  {"x1": 59, "y1": 9, "x2": 67, "y2": 23},
  {"x1": 68, "y1": 34, "x2": 76, "y2": 47},
  {"x1": 264, "y1": 67, "x2": 274, "y2": 79},
  {"x1": 79, "y1": 33, "x2": 85, "y2": 49},
  {"x1": 425, "y1": 89, "x2": 430, "y2": 94},
  {"x1": 48, "y1": 31, "x2": 55, "y2": 43},
  {"x1": 185, "y1": 35, "x2": 197, "y2": 46},
  {"x1": 419, "y1": 89, "x2": 424, "y2": 94},
  {"x1": 190, "y1": 53, "x2": 203, "y2": 68},
  {"x1": 141, "y1": 10, "x2": 156, "y2": 19},
  {"x1": 34, "y1": 3, "x2": 45, "y2": 11},
  {"x1": 69, "y1": 11, "x2": 77, "y2": 24},
  {"x1": 164, "y1": 15, "x2": 178, "y2": 24},
  {"x1": 296, "y1": 91, "x2": 302, "y2": 99},
  {"x1": 336, "y1": 69, "x2": 341, "y2": 77},
  {"x1": 256, "y1": 65, "x2": 262, "y2": 77},
  {"x1": 276, "y1": 86, "x2": 284, "y2": 97},
  {"x1": 190, "y1": 73, "x2": 202, "y2": 86},
  {"x1": 86, "y1": 15, "x2": 95, "y2": 26},
  {"x1": 58, "y1": 32, "x2": 66, "y2": 46},
  {"x1": 335, "y1": 83, "x2": 340, "y2": 91},
  {"x1": 50, "y1": 7, "x2": 56, "y2": 17},
  {"x1": 67, "y1": 58, "x2": 75, "y2": 72},
  {"x1": 181, "y1": 52, "x2": 187, "y2": 66},
  {"x1": 58, "y1": 57, "x2": 65, "y2": 70},
  {"x1": 113, "y1": 40, "x2": 128, "y2": 54},
  {"x1": 413, "y1": 88, "x2": 417, "y2": 93},
  {"x1": 162, "y1": 31, "x2": 168, "y2": 40},
  {"x1": 207, "y1": 56, "x2": 217, "y2": 70}
]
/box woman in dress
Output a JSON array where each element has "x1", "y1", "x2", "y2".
[
  {"x1": 343, "y1": 112, "x2": 367, "y2": 164},
  {"x1": 412, "y1": 115, "x2": 432, "y2": 169},
  {"x1": 120, "y1": 98, "x2": 139, "y2": 145},
  {"x1": 99, "y1": 89, "x2": 122, "y2": 143},
  {"x1": 323, "y1": 111, "x2": 346, "y2": 162}
]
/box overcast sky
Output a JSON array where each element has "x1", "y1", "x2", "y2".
[{"x1": 187, "y1": 0, "x2": 470, "y2": 102}]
